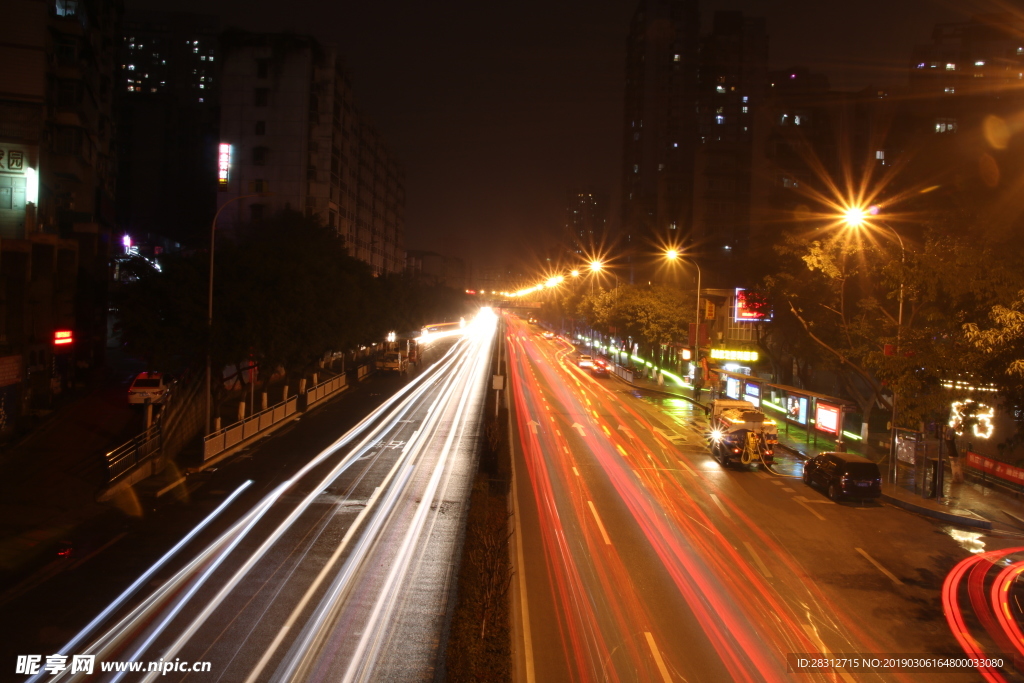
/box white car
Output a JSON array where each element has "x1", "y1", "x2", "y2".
[
  {"x1": 578, "y1": 355, "x2": 593, "y2": 369},
  {"x1": 542, "y1": 331, "x2": 554, "y2": 339},
  {"x1": 128, "y1": 371, "x2": 169, "y2": 405}
]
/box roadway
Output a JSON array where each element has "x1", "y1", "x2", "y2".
[
  {"x1": 506, "y1": 313, "x2": 1023, "y2": 683},
  {"x1": 16, "y1": 311, "x2": 496, "y2": 683}
]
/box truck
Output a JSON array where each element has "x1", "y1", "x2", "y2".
[
  {"x1": 376, "y1": 338, "x2": 416, "y2": 373},
  {"x1": 706, "y1": 399, "x2": 778, "y2": 467}
]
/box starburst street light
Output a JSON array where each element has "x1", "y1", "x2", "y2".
[
  {"x1": 665, "y1": 248, "x2": 679, "y2": 261},
  {"x1": 841, "y1": 203, "x2": 906, "y2": 482},
  {"x1": 570, "y1": 269, "x2": 580, "y2": 278},
  {"x1": 589, "y1": 260, "x2": 603, "y2": 273}
]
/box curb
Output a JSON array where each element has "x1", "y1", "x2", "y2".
[
  {"x1": 879, "y1": 492, "x2": 993, "y2": 530},
  {"x1": 609, "y1": 373, "x2": 708, "y2": 410}
]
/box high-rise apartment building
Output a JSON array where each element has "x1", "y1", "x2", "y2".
[
  {"x1": 117, "y1": 11, "x2": 221, "y2": 246},
  {"x1": 692, "y1": 12, "x2": 768, "y2": 259},
  {"x1": 0, "y1": 0, "x2": 120, "y2": 421},
  {"x1": 564, "y1": 187, "x2": 608, "y2": 257},
  {"x1": 217, "y1": 32, "x2": 405, "y2": 275},
  {"x1": 620, "y1": 0, "x2": 699, "y2": 279}
]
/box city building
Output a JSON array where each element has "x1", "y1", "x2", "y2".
[
  {"x1": 0, "y1": 0, "x2": 120, "y2": 425},
  {"x1": 691, "y1": 11, "x2": 768, "y2": 264},
  {"x1": 216, "y1": 31, "x2": 405, "y2": 275},
  {"x1": 116, "y1": 10, "x2": 221, "y2": 247},
  {"x1": 564, "y1": 187, "x2": 608, "y2": 257},
  {"x1": 620, "y1": 0, "x2": 700, "y2": 280}
]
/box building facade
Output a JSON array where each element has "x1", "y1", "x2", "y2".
[
  {"x1": 1, "y1": 0, "x2": 119, "y2": 424},
  {"x1": 564, "y1": 187, "x2": 608, "y2": 257},
  {"x1": 620, "y1": 0, "x2": 700, "y2": 280},
  {"x1": 216, "y1": 32, "x2": 405, "y2": 275},
  {"x1": 116, "y1": 10, "x2": 221, "y2": 247}
]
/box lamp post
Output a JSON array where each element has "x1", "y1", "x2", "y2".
[
  {"x1": 206, "y1": 192, "x2": 267, "y2": 436},
  {"x1": 664, "y1": 249, "x2": 702, "y2": 386},
  {"x1": 843, "y1": 206, "x2": 905, "y2": 483}
]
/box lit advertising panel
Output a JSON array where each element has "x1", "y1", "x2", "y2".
[
  {"x1": 816, "y1": 402, "x2": 840, "y2": 434},
  {"x1": 786, "y1": 395, "x2": 808, "y2": 425},
  {"x1": 734, "y1": 288, "x2": 771, "y2": 322},
  {"x1": 725, "y1": 376, "x2": 741, "y2": 399},
  {"x1": 744, "y1": 381, "x2": 761, "y2": 405},
  {"x1": 218, "y1": 143, "x2": 232, "y2": 189}
]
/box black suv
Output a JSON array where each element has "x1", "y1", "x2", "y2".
[{"x1": 802, "y1": 452, "x2": 882, "y2": 501}]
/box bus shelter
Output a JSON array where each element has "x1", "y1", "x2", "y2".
[{"x1": 716, "y1": 371, "x2": 858, "y2": 451}]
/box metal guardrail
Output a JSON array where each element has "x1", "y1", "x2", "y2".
[
  {"x1": 302, "y1": 373, "x2": 347, "y2": 409},
  {"x1": 203, "y1": 395, "x2": 298, "y2": 460},
  {"x1": 105, "y1": 424, "x2": 161, "y2": 485}
]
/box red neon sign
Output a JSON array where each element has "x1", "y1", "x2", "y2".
[{"x1": 54, "y1": 330, "x2": 73, "y2": 345}]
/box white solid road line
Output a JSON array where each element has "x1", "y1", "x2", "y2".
[
  {"x1": 801, "y1": 623, "x2": 857, "y2": 683},
  {"x1": 855, "y1": 547, "x2": 905, "y2": 586},
  {"x1": 644, "y1": 632, "x2": 673, "y2": 683},
  {"x1": 587, "y1": 501, "x2": 612, "y2": 545},
  {"x1": 744, "y1": 541, "x2": 773, "y2": 579},
  {"x1": 794, "y1": 498, "x2": 826, "y2": 521},
  {"x1": 709, "y1": 493, "x2": 732, "y2": 519}
]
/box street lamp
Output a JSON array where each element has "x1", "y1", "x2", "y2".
[
  {"x1": 842, "y1": 204, "x2": 905, "y2": 481},
  {"x1": 206, "y1": 192, "x2": 270, "y2": 436},
  {"x1": 664, "y1": 248, "x2": 702, "y2": 383}
]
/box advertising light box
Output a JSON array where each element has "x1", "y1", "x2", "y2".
[
  {"x1": 744, "y1": 382, "x2": 761, "y2": 405},
  {"x1": 725, "y1": 376, "x2": 741, "y2": 399},
  {"x1": 786, "y1": 395, "x2": 808, "y2": 425},
  {"x1": 816, "y1": 402, "x2": 840, "y2": 434}
]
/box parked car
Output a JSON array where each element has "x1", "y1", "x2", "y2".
[
  {"x1": 802, "y1": 452, "x2": 882, "y2": 501},
  {"x1": 577, "y1": 354, "x2": 593, "y2": 369},
  {"x1": 128, "y1": 371, "x2": 169, "y2": 405}
]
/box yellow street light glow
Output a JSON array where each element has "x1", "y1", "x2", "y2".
[
  {"x1": 571, "y1": 269, "x2": 580, "y2": 277},
  {"x1": 665, "y1": 249, "x2": 679, "y2": 260},
  {"x1": 843, "y1": 206, "x2": 868, "y2": 228},
  {"x1": 589, "y1": 260, "x2": 603, "y2": 273}
]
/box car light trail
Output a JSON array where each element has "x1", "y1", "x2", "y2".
[
  {"x1": 506, "y1": 314, "x2": 930, "y2": 683},
  {"x1": 43, "y1": 312, "x2": 495, "y2": 682}
]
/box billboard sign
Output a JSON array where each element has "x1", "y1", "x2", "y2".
[{"x1": 815, "y1": 401, "x2": 840, "y2": 434}]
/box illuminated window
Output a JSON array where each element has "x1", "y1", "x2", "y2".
[
  {"x1": 875, "y1": 150, "x2": 884, "y2": 160},
  {"x1": 716, "y1": 85, "x2": 725, "y2": 93},
  {"x1": 975, "y1": 60, "x2": 985, "y2": 66},
  {"x1": 944, "y1": 87, "x2": 955, "y2": 94},
  {"x1": 946, "y1": 63, "x2": 956, "y2": 70},
  {"x1": 673, "y1": 54, "x2": 680, "y2": 62},
  {"x1": 741, "y1": 95, "x2": 748, "y2": 102},
  {"x1": 794, "y1": 115, "x2": 801, "y2": 125},
  {"x1": 715, "y1": 115, "x2": 724, "y2": 124},
  {"x1": 55, "y1": 0, "x2": 77, "y2": 16},
  {"x1": 633, "y1": 164, "x2": 638, "y2": 173},
  {"x1": 128, "y1": 64, "x2": 135, "y2": 70},
  {"x1": 916, "y1": 62, "x2": 925, "y2": 68},
  {"x1": 742, "y1": 106, "x2": 748, "y2": 113},
  {"x1": 935, "y1": 118, "x2": 957, "y2": 133}
]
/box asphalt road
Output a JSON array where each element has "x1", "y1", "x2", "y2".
[
  {"x1": 3, "y1": 313, "x2": 495, "y2": 682},
  {"x1": 506, "y1": 314, "x2": 1024, "y2": 683}
]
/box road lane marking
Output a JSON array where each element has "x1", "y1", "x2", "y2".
[
  {"x1": 782, "y1": 487, "x2": 796, "y2": 493},
  {"x1": 644, "y1": 632, "x2": 673, "y2": 683},
  {"x1": 794, "y1": 497, "x2": 826, "y2": 521},
  {"x1": 676, "y1": 458, "x2": 696, "y2": 475},
  {"x1": 587, "y1": 501, "x2": 612, "y2": 545},
  {"x1": 755, "y1": 471, "x2": 771, "y2": 480},
  {"x1": 801, "y1": 624, "x2": 857, "y2": 683},
  {"x1": 744, "y1": 541, "x2": 773, "y2": 579},
  {"x1": 572, "y1": 467, "x2": 580, "y2": 476},
  {"x1": 771, "y1": 480, "x2": 784, "y2": 485},
  {"x1": 709, "y1": 493, "x2": 731, "y2": 519},
  {"x1": 855, "y1": 547, "x2": 905, "y2": 586}
]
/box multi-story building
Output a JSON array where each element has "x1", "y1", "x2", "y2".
[
  {"x1": 564, "y1": 187, "x2": 608, "y2": 257},
  {"x1": 116, "y1": 11, "x2": 221, "y2": 247},
  {"x1": 0, "y1": 0, "x2": 119, "y2": 424},
  {"x1": 691, "y1": 11, "x2": 768, "y2": 265},
  {"x1": 620, "y1": 0, "x2": 699, "y2": 280},
  {"x1": 216, "y1": 31, "x2": 405, "y2": 274}
]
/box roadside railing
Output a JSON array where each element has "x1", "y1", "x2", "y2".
[
  {"x1": 106, "y1": 424, "x2": 162, "y2": 485},
  {"x1": 203, "y1": 395, "x2": 298, "y2": 460}
]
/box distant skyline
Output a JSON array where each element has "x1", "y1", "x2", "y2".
[{"x1": 128, "y1": 0, "x2": 997, "y2": 273}]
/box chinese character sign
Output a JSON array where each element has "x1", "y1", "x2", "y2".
[{"x1": 218, "y1": 143, "x2": 232, "y2": 189}]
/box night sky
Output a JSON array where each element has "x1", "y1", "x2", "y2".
[{"x1": 130, "y1": 0, "x2": 994, "y2": 274}]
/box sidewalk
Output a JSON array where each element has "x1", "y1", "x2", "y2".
[{"x1": 607, "y1": 361, "x2": 1024, "y2": 533}]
